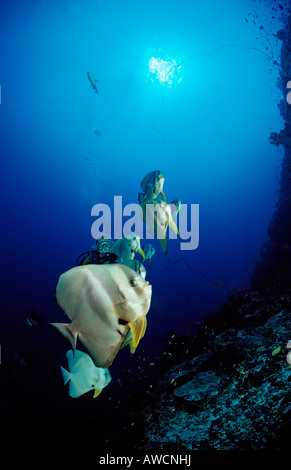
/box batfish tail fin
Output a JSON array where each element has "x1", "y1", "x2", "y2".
[
  {"x1": 50, "y1": 323, "x2": 77, "y2": 353},
  {"x1": 159, "y1": 236, "x2": 168, "y2": 255},
  {"x1": 60, "y1": 366, "x2": 70, "y2": 386}
]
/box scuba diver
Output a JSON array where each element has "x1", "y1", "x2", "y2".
[{"x1": 76, "y1": 235, "x2": 116, "y2": 266}]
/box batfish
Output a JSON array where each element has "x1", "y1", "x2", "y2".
[
  {"x1": 51, "y1": 263, "x2": 152, "y2": 368},
  {"x1": 140, "y1": 170, "x2": 167, "y2": 202},
  {"x1": 61, "y1": 349, "x2": 111, "y2": 398},
  {"x1": 170, "y1": 198, "x2": 186, "y2": 219},
  {"x1": 143, "y1": 243, "x2": 156, "y2": 267},
  {"x1": 110, "y1": 235, "x2": 145, "y2": 264},
  {"x1": 139, "y1": 198, "x2": 179, "y2": 255}
]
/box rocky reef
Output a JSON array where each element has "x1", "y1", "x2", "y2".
[{"x1": 132, "y1": 287, "x2": 291, "y2": 450}]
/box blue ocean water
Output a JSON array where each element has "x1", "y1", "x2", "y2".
[{"x1": 0, "y1": 0, "x2": 285, "y2": 450}]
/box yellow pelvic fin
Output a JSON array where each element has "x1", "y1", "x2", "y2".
[
  {"x1": 93, "y1": 388, "x2": 103, "y2": 398},
  {"x1": 128, "y1": 314, "x2": 147, "y2": 349},
  {"x1": 169, "y1": 219, "x2": 179, "y2": 235},
  {"x1": 161, "y1": 191, "x2": 167, "y2": 203},
  {"x1": 137, "y1": 247, "x2": 146, "y2": 259}
]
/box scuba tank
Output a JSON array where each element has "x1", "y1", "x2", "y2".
[{"x1": 76, "y1": 237, "x2": 116, "y2": 266}]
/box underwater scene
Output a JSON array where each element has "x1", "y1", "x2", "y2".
[{"x1": 1, "y1": 0, "x2": 291, "y2": 458}]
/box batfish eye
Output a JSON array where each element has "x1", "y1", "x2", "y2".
[{"x1": 130, "y1": 279, "x2": 137, "y2": 287}]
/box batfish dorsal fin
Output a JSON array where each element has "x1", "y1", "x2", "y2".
[{"x1": 50, "y1": 323, "x2": 77, "y2": 352}]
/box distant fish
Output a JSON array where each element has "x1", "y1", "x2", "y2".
[
  {"x1": 143, "y1": 243, "x2": 155, "y2": 267},
  {"x1": 26, "y1": 309, "x2": 42, "y2": 327},
  {"x1": 170, "y1": 198, "x2": 186, "y2": 219},
  {"x1": 94, "y1": 129, "x2": 103, "y2": 136},
  {"x1": 61, "y1": 349, "x2": 111, "y2": 398},
  {"x1": 87, "y1": 72, "x2": 100, "y2": 94},
  {"x1": 11, "y1": 352, "x2": 31, "y2": 382},
  {"x1": 13, "y1": 352, "x2": 30, "y2": 368}
]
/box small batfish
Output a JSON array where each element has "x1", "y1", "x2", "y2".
[
  {"x1": 143, "y1": 243, "x2": 155, "y2": 267},
  {"x1": 110, "y1": 235, "x2": 145, "y2": 264},
  {"x1": 50, "y1": 263, "x2": 152, "y2": 368},
  {"x1": 170, "y1": 198, "x2": 186, "y2": 218},
  {"x1": 61, "y1": 349, "x2": 111, "y2": 398}
]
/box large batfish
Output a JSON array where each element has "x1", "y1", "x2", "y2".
[{"x1": 51, "y1": 264, "x2": 152, "y2": 368}]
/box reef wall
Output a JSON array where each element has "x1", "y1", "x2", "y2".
[{"x1": 252, "y1": 2, "x2": 291, "y2": 290}]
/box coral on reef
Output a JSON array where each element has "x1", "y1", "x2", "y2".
[{"x1": 132, "y1": 288, "x2": 291, "y2": 450}]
